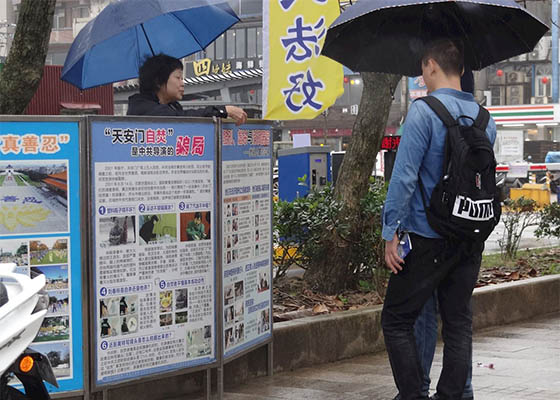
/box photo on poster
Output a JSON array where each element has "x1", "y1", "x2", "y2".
[
  {"x1": 30, "y1": 238, "x2": 68, "y2": 265},
  {"x1": 0, "y1": 160, "x2": 69, "y2": 235},
  {"x1": 186, "y1": 326, "x2": 211, "y2": 358},
  {"x1": 175, "y1": 311, "x2": 188, "y2": 324},
  {"x1": 254, "y1": 199, "x2": 260, "y2": 212},
  {"x1": 31, "y1": 265, "x2": 68, "y2": 290},
  {"x1": 100, "y1": 297, "x2": 119, "y2": 317},
  {"x1": 139, "y1": 214, "x2": 177, "y2": 244},
  {"x1": 226, "y1": 203, "x2": 231, "y2": 217},
  {"x1": 159, "y1": 313, "x2": 173, "y2": 327},
  {"x1": 232, "y1": 203, "x2": 238, "y2": 216},
  {"x1": 100, "y1": 316, "x2": 120, "y2": 338},
  {"x1": 14, "y1": 266, "x2": 29, "y2": 276},
  {"x1": 0, "y1": 239, "x2": 28, "y2": 266},
  {"x1": 226, "y1": 250, "x2": 231, "y2": 265},
  {"x1": 120, "y1": 315, "x2": 138, "y2": 335},
  {"x1": 258, "y1": 271, "x2": 270, "y2": 293},
  {"x1": 98, "y1": 216, "x2": 136, "y2": 247},
  {"x1": 254, "y1": 214, "x2": 259, "y2": 227},
  {"x1": 232, "y1": 218, "x2": 238, "y2": 232},
  {"x1": 235, "y1": 300, "x2": 244, "y2": 320},
  {"x1": 224, "y1": 327, "x2": 234, "y2": 350},
  {"x1": 225, "y1": 235, "x2": 231, "y2": 249},
  {"x1": 179, "y1": 211, "x2": 210, "y2": 241},
  {"x1": 224, "y1": 284, "x2": 234, "y2": 306},
  {"x1": 224, "y1": 305, "x2": 234, "y2": 326},
  {"x1": 30, "y1": 341, "x2": 71, "y2": 379},
  {"x1": 232, "y1": 249, "x2": 238, "y2": 262},
  {"x1": 258, "y1": 309, "x2": 270, "y2": 334},
  {"x1": 118, "y1": 295, "x2": 137, "y2": 316},
  {"x1": 234, "y1": 323, "x2": 244, "y2": 344},
  {"x1": 36, "y1": 316, "x2": 70, "y2": 342},
  {"x1": 175, "y1": 288, "x2": 188, "y2": 310},
  {"x1": 46, "y1": 290, "x2": 69, "y2": 315},
  {"x1": 234, "y1": 280, "x2": 244, "y2": 298},
  {"x1": 159, "y1": 290, "x2": 173, "y2": 313}
]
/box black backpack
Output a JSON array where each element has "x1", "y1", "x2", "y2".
[{"x1": 417, "y1": 96, "x2": 501, "y2": 243}]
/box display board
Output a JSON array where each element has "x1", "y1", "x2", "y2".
[
  {"x1": 0, "y1": 118, "x2": 85, "y2": 393},
  {"x1": 89, "y1": 117, "x2": 218, "y2": 386},
  {"x1": 220, "y1": 122, "x2": 273, "y2": 360}
]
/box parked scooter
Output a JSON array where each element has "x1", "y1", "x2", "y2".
[{"x1": 0, "y1": 263, "x2": 58, "y2": 400}]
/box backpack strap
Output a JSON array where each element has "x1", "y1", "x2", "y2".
[{"x1": 473, "y1": 104, "x2": 490, "y2": 131}]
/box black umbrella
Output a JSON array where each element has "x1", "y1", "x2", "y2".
[{"x1": 321, "y1": 0, "x2": 549, "y2": 77}]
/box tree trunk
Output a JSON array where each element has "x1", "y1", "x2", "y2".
[
  {"x1": 304, "y1": 72, "x2": 401, "y2": 294},
  {"x1": 0, "y1": 0, "x2": 56, "y2": 114}
]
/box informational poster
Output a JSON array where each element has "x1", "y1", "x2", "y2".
[
  {"x1": 0, "y1": 120, "x2": 84, "y2": 393},
  {"x1": 221, "y1": 123, "x2": 273, "y2": 359},
  {"x1": 90, "y1": 119, "x2": 216, "y2": 385}
]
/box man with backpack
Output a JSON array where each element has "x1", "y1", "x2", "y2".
[{"x1": 381, "y1": 39, "x2": 499, "y2": 400}]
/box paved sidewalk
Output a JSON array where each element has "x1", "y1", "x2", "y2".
[{"x1": 218, "y1": 312, "x2": 560, "y2": 399}]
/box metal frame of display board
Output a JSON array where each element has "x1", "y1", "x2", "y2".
[
  {"x1": 0, "y1": 116, "x2": 88, "y2": 399},
  {"x1": 85, "y1": 116, "x2": 221, "y2": 400},
  {"x1": 215, "y1": 119, "x2": 274, "y2": 399}
]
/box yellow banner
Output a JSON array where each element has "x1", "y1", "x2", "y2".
[{"x1": 263, "y1": 0, "x2": 344, "y2": 120}]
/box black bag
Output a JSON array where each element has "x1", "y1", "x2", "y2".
[{"x1": 417, "y1": 96, "x2": 501, "y2": 242}]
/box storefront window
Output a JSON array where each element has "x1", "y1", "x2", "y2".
[
  {"x1": 215, "y1": 34, "x2": 225, "y2": 60},
  {"x1": 235, "y1": 29, "x2": 246, "y2": 59},
  {"x1": 227, "y1": 30, "x2": 236, "y2": 59},
  {"x1": 257, "y1": 27, "x2": 262, "y2": 57},
  {"x1": 247, "y1": 28, "x2": 257, "y2": 58}
]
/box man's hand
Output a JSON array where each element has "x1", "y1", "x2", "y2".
[
  {"x1": 385, "y1": 233, "x2": 404, "y2": 274},
  {"x1": 225, "y1": 105, "x2": 248, "y2": 126}
]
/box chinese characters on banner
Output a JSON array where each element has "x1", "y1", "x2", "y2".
[
  {"x1": 221, "y1": 124, "x2": 273, "y2": 358},
  {"x1": 0, "y1": 121, "x2": 84, "y2": 394},
  {"x1": 90, "y1": 121, "x2": 216, "y2": 385},
  {"x1": 263, "y1": 0, "x2": 344, "y2": 120}
]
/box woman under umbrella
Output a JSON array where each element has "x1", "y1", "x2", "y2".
[{"x1": 127, "y1": 54, "x2": 247, "y2": 124}]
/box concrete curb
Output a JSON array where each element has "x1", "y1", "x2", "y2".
[{"x1": 224, "y1": 275, "x2": 560, "y2": 384}]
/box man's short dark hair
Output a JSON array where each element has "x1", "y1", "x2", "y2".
[
  {"x1": 421, "y1": 39, "x2": 464, "y2": 77},
  {"x1": 194, "y1": 212, "x2": 202, "y2": 219},
  {"x1": 139, "y1": 54, "x2": 183, "y2": 95}
]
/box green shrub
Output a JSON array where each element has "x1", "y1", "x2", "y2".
[
  {"x1": 498, "y1": 197, "x2": 539, "y2": 260},
  {"x1": 536, "y1": 202, "x2": 560, "y2": 239}
]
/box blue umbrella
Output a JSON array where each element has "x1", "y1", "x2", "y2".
[
  {"x1": 322, "y1": 0, "x2": 549, "y2": 76},
  {"x1": 61, "y1": 0, "x2": 239, "y2": 89}
]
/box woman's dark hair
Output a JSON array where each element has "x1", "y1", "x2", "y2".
[
  {"x1": 139, "y1": 54, "x2": 183, "y2": 95},
  {"x1": 194, "y1": 211, "x2": 202, "y2": 219}
]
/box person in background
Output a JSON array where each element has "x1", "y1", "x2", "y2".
[
  {"x1": 127, "y1": 54, "x2": 247, "y2": 125},
  {"x1": 187, "y1": 212, "x2": 207, "y2": 240}
]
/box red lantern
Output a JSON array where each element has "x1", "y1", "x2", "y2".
[
  {"x1": 542, "y1": 76, "x2": 549, "y2": 84},
  {"x1": 344, "y1": 76, "x2": 349, "y2": 84},
  {"x1": 496, "y1": 69, "x2": 503, "y2": 77}
]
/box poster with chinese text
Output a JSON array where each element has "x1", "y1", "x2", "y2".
[
  {"x1": 221, "y1": 122, "x2": 273, "y2": 359},
  {"x1": 90, "y1": 119, "x2": 216, "y2": 385},
  {"x1": 0, "y1": 120, "x2": 84, "y2": 393}
]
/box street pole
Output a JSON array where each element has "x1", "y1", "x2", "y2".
[{"x1": 553, "y1": 0, "x2": 559, "y2": 102}]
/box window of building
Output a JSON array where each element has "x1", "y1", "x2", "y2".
[
  {"x1": 239, "y1": 0, "x2": 262, "y2": 17},
  {"x1": 235, "y1": 28, "x2": 246, "y2": 59},
  {"x1": 536, "y1": 76, "x2": 552, "y2": 98},
  {"x1": 73, "y1": 7, "x2": 90, "y2": 19},
  {"x1": 256, "y1": 27, "x2": 262, "y2": 57},
  {"x1": 204, "y1": 41, "x2": 215, "y2": 60},
  {"x1": 247, "y1": 28, "x2": 257, "y2": 58},
  {"x1": 52, "y1": 8, "x2": 67, "y2": 30},
  {"x1": 215, "y1": 33, "x2": 225, "y2": 60},
  {"x1": 227, "y1": 30, "x2": 236, "y2": 59}
]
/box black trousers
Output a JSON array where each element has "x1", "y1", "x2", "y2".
[{"x1": 381, "y1": 234, "x2": 482, "y2": 400}]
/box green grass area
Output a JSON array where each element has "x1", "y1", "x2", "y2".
[
  {"x1": 482, "y1": 246, "x2": 559, "y2": 271},
  {"x1": 31, "y1": 250, "x2": 68, "y2": 265},
  {"x1": 20, "y1": 174, "x2": 41, "y2": 187},
  {"x1": 14, "y1": 175, "x2": 27, "y2": 186},
  {"x1": 0, "y1": 175, "x2": 5, "y2": 186}
]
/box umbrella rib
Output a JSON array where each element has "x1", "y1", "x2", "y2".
[{"x1": 140, "y1": 23, "x2": 156, "y2": 56}]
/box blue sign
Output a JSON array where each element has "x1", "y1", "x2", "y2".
[{"x1": 0, "y1": 120, "x2": 84, "y2": 393}]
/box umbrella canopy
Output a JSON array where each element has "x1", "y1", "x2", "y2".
[
  {"x1": 61, "y1": 0, "x2": 239, "y2": 89},
  {"x1": 321, "y1": 0, "x2": 549, "y2": 77}
]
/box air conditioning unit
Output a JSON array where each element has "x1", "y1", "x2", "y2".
[
  {"x1": 507, "y1": 71, "x2": 526, "y2": 84},
  {"x1": 507, "y1": 85, "x2": 524, "y2": 105},
  {"x1": 532, "y1": 96, "x2": 548, "y2": 104}
]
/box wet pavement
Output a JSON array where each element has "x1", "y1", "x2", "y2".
[{"x1": 216, "y1": 312, "x2": 560, "y2": 400}]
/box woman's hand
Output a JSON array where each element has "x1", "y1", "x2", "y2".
[{"x1": 225, "y1": 105, "x2": 248, "y2": 126}]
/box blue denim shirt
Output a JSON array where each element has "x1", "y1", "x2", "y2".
[{"x1": 382, "y1": 88, "x2": 497, "y2": 241}]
